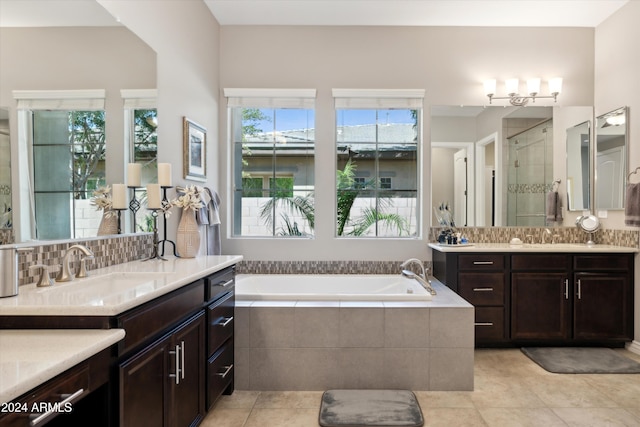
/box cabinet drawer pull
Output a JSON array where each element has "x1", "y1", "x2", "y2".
[
  {"x1": 577, "y1": 279, "x2": 582, "y2": 300},
  {"x1": 169, "y1": 344, "x2": 181, "y2": 385},
  {"x1": 216, "y1": 316, "x2": 234, "y2": 327},
  {"x1": 473, "y1": 287, "x2": 494, "y2": 292},
  {"x1": 564, "y1": 279, "x2": 569, "y2": 299},
  {"x1": 474, "y1": 322, "x2": 494, "y2": 326},
  {"x1": 216, "y1": 364, "x2": 234, "y2": 379},
  {"x1": 29, "y1": 388, "x2": 84, "y2": 426},
  {"x1": 473, "y1": 261, "x2": 494, "y2": 265},
  {"x1": 214, "y1": 279, "x2": 234, "y2": 288},
  {"x1": 180, "y1": 341, "x2": 185, "y2": 380}
]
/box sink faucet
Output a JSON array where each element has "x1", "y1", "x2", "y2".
[
  {"x1": 400, "y1": 258, "x2": 436, "y2": 295},
  {"x1": 56, "y1": 244, "x2": 94, "y2": 282},
  {"x1": 540, "y1": 228, "x2": 552, "y2": 244}
]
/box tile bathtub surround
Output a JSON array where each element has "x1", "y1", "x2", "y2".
[
  {"x1": 234, "y1": 281, "x2": 474, "y2": 392},
  {"x1": 0, "y1": 228, "x2": 13, "y2": 245},
  {"x1": 430, "y1": 226, "x2": 639, "y2": 248},
  {"x1": 16, "y1": 233, "x2": 153, "y2": 286}
]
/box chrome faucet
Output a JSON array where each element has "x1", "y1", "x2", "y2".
[
  {"x1": 400, "y1": 258, "x2": 436, "y2": 295},
  {"x1": 540, "y1": 228, "x2": 552, "y2": 244},
  {"x1": 56, "y1": 244, "x2": 95, "y2": 282}
]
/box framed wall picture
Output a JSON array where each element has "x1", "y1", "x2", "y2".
[{"x1": 183, "y1": 117, "x2": 206, "y2": 182}]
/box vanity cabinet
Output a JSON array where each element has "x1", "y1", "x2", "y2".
[
  {"x1": 204, "y1": 266, "x2": 235, "y2": 410},
  {"x1": 433, "y1": 249, "x2": 634, "y2": 347}
]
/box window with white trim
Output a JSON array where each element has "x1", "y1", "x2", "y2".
[
  {"x1": 333, "y1": 89, "x2": 423, "y2": 238},
  {"x1": 225, "y1": 89, "x2": 316, "y2": 237}
]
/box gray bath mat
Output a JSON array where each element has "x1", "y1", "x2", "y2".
[
  {"x1": 522, "y1": 347, "x2": 640, "y2": 374},
  {"x1": 319, "y1": 389, "x2": 424, "y2": 427}
]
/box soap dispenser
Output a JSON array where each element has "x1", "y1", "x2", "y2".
[{"x1": 0, "y1": 246, "x2": 34, "y2": 297}]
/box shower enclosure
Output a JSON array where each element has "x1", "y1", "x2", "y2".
[{"x1": 506, "y1": 119, "x2": 553, "y2": 226}]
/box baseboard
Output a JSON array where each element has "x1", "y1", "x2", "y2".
[{"x1": 626, "y1": 340, "x2": 640, "y2": 355}]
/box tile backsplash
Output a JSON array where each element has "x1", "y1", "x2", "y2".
[{"x1": 16, "y1": 233, "x2": 153, "y2": 286}]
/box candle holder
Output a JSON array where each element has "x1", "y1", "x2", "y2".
[
  {"x1": 115, "y1": 208, "x2": 127, "y2": 234},
  {"x1": 128, "y1": 186, "x2": 141, "y2": 232},
  {"x1": 159, "y1": 186, "x2": 179, "y2": 257},
  {"x1": 142, "y1": 209, "x2": 167, "y2": 261}
]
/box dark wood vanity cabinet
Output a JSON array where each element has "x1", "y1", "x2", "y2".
[{"x1": 433, "y1": 250, "x2": 634, "y2": 347}]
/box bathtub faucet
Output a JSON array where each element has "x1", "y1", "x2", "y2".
[{"x1": 400, "y1": 258, "x2": 436, "y2": 295}]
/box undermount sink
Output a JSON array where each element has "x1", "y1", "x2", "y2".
[
  {"x1": 36, "y1": 271, "x2": 172, "y2": 294},
  {"x1": 523, "y1": 243, "x2": 591, "y2": 249}
]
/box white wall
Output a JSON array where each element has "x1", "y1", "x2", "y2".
[
  {"x1": 218, "y1": 25, "x2": 595, "y2": 260},
  {"x1": 594, "y1": 1, "x2": 640, "y2": 347}
]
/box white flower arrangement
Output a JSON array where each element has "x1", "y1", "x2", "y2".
[
  {"x1": 173, "y1": 185, "x2": 204, "y2": 211},
  {"x1": 91, "y1": 186, "x2": 116, "y2": 218}
]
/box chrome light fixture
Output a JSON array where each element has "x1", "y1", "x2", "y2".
[{"x1": 484, "y1": 77, "x2": 562, "y2": 106}]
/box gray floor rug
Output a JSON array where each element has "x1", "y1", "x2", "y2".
[
  {"x1": 522, "y1": 347, "x2": 640, "y2": 374},
  {"x1": 319, "y1": 389, "x2": 424, "y2": 427}
]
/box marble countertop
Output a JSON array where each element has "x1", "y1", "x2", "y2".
[
  {"x1": 428, "y1": 242, "x2": 638, "y2": 253},
  {"x1": 0, "y1": 329, "x2": 125, "y2": 403},
  {"x1": 0, "y1": 255, "x2": 243, "y2": 316}
]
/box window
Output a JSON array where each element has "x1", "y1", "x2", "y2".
[
  {"x1": 225, "y1": 89, "x2": 316, "y2": 237},
  {"x1": 333, "y1": 89, "x2": 424, "y2": 238}
]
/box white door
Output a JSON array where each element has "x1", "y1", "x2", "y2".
[{"x1": 453, "y1": 149, "x2": 467, "y2": 226}]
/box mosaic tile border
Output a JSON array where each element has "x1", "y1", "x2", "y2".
[
  {"x1": 429, "y1": 226, "x2": 639, "y2": 248},
  {"x1": 0, "y1": 229, "x2": 13, "y2": 245},
  {"x1": 17, "y1": 233, "x2": 153, "y2": 286},
  {"x1": 235, "y1": 260, "x2": 431, "y2": 275}
]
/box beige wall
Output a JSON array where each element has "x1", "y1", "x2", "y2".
[
  {"x1": 219, "y1": 25, "x2": 594, "y2": 260},
  {"x1": 594, "y1": 1, "x2": 640, "y2": 347}
]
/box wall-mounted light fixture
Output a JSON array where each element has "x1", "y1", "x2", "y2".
[{"x1": 484, "y1": 77, "x2": 562, "y2": 106}]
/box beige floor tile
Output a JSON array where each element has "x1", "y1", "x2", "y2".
[
  {"x1": 522, "y1": 375, "x2": 619, "y2": 408},
  {"x1": 552, "y1": 407, "x2": 640, "y2": 427},
  {"x1": 415, "y1": 391, "x2": 475, "y2": 408},
  {"x1": 422, "y1": 407, "x2": 488, "y2": 426},
  {"x1": 243, "y1": 408, "x2": 319, "y2": 427},
  {"x1": 583, "y1": 374, "x2": 640, "y2": 408},
  {"x1": 471, "y1": 376, "x2": 547, "y2": 408},
  {"x1": 213, "y1": 390, "x2": 260, "y2": 409},
  {"x1": 478, "y1": 408, "x2": 568, "y2": 427},
  {"x1": 254, "y1": 391, "x2": 323, "y2": 409},
  {"x1": 199, "y1": 408, "x2": 251, "y2": 427}
]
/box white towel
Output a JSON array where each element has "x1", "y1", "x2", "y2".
[{"x1": 625, "y1": 183, "x2": 640, "y2": 226}]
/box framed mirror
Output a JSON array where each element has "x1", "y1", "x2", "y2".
[
  {"x1": 565, "y1": 120, "x2": 591, "y2": 211},
  {"x1": 595, "y1": 106, "x2": 628, "y2": 211}
]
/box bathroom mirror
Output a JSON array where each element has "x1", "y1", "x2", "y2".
[
  {"x1": 595, "y1": 107, "x2": 628, "y2": 211},
  {"x1": 431, "y1": 105, "x2": 593, "y2": 227},
  {"x1": 565, "y1": 120, "x2": 591, "y2": 211},
  {"x1": 0, "y1": 108, "x2": 11, "y2": 234}
]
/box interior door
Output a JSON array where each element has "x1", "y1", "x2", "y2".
[
  {"x1": 596, "y1": 146, "x2": 624, "y2": 210},
  {"x1": 453, "y1": 149, "x2": 467, "y2": 226}
]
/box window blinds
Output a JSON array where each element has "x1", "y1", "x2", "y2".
[
  {"x1": 224, "y1": 88, "x2": 316, "y2": 109},
  {"x1": 121, "y1": 89, "x2": 158, "y2": 109},
  {"x1": 13, "y1": 89, "x2": 106, "y2": 110},
  {"x1": 332, "y1": 89, "x2": 425, "y2": 109}
]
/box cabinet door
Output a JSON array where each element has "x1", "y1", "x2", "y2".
[
  {"x1": 171, "y1": 312, "x2": 206, "y2": 427},
  {"x1": 574, "y1": 273, "x2": 632, "y2": 340},
  {"x1": 511, "y1": 272, "x2": 569, "y2": 340},
  {"x1": 119, "y1": 337, "x2": 169, "y2": 427}
]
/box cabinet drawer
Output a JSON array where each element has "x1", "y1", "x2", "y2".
[
  {"x1": 206, "y1": 266, "x2": 235, "y2": 303},
  {"x1": 458, "y1": 254, "x2": 504, "y2": 270},
  {"x1": 117, "y1": 280, "x2": 204, "y2": 355},
  {"x1": 1, "y1": 364, "x2": 89, "y2": 427},
  {"x1": 512, "y1": 254, "x2": 568, "y2": 270},
  {"x1": 207, "y1": 340, "x2": 234, "y2": 409},
  {"x1": 458, "y1": 273, "x2": 505, "y2": 306},
  {"x1": 574, "y1": 254, "x2": 631, "y2": 271},
  {"x1": 208, "y1": 292, "x2": 235, "y2": 356},
  {"x1": 474, "y1": 307, "x2": 505, "y2": 342}
]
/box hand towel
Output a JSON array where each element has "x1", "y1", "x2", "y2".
[
  {"x1": 625, "y1": 183, "x2": 640, "y2": 226},
  {"x1": 204, "y1": 187, "x2": 222, "y2": 255},
  {"x1": 546, "y1": 191, "x2": 563, "y2": 223}
]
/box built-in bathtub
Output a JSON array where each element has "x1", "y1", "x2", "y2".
[
  {"x1": 235, "y1": 274, "x2": 432, "y2": 301},
  {"x1": 233, "y1": 274, "x2": 474, "y2": 391}
]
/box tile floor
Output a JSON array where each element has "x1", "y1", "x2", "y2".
[{"x1": 201, "y1": 348, "x2": 640, "y2": 427}]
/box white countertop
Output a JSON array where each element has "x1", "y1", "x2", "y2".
[
  {"x1": 0, "y1": 255, "x2": 243, "y2": 316},
  {"x1": 428, "y1": 242, "x2": 638, "y2": 253},
  {"x1": 0, "y1": 329, "x2": 125, "y2": 403}
]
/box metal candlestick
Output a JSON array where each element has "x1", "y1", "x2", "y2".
[
  {"x1": 128, "y1": 186, "x2": 141, "y2": 232},
  {"x1": 158, "y1": 186, "x2": 179, "y2": 257},
  {"x1": 115, "y1": 209, "x2": 127, "y2": 234},
  {"x1": 142, "y1": 209, "x2": 167, "y2": 261}
]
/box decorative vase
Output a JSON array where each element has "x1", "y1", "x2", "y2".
[
  {"x1": 176, "y1": 210, "x2": 200, "y2": 258},
  {"x1": 97, "y1": 210, "x2": 118, "y2": 236}
]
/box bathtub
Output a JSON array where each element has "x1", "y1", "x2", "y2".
[{"x1": 235, "y1": 274, "x2": 433, "y2": 301}]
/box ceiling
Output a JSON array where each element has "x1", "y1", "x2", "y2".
[{"x1": 0, "y1": 0, "x2": 629, "y2": 28}]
